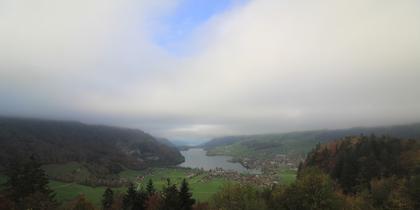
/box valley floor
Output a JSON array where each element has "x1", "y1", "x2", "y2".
[{"x1": 1, "y1": 164, "x2": 296, "y2": 207}]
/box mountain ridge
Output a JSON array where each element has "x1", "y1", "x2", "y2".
[
  {"x1": 0, "y1": 117, "x2": 184, "y2": 176},
  {"x1": 201, "y1": 123, "x2": 420, "y2": 162}
]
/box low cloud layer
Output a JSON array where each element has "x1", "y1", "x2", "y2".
[{"x1": 1, "y1": 0, "x2": 420, "y2": 140}]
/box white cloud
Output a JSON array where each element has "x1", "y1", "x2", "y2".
[{"x1": 1, "y1": 0, "x2": 420, "y2": 140}]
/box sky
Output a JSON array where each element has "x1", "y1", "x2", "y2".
[{"x1": 1, "y1": 0, "x2": 420, "y2": 142}]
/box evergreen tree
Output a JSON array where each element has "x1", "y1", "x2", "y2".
[
  {"x1": 4, "y1": 155, "x2": 57, "y2": 210},
  {"x1": 123, "y1": 183, "x2": 138, "y2": 210},
  {"x1": 133, "y1": 186, "x2": 147, "y2": 210},
  {"x1": 146, "y1": 179, "x2": 156, "y2": 196},
  {"x1": 102, "y1": 188, "x2": 114, "y2": 210},
  {"x1": 161, "y1": 179, "x2": 181, "y2": 210},
  {"x1": 179, "y1": 179, "x2": 195, "y2": 210}
]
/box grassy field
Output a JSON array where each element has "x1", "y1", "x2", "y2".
[
  {"x1": 0, "y1": 166, "x2": 294, "y2": 208},
  {"x1": 277, "y1": 169, "x2": 297, "y2": 185},
  {"x1": 49, "y1": 181, "x2": 126, "y2": 206},
  {"x1": 3, "y1": 165, "x2": 293, "y2": 206},
  {"x1": 43, "y1": 162, "x2": 91, "y2": 180},
  {"x1": 42, "y1": 167, "x2": 229, "y2": 206},
  {"x1": 120, "y1": 167, "x2": 228, "y2": 202}
]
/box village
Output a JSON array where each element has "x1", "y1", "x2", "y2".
[
  {"x1": 202, "y1": 154, "x2": 299, "y2": 187},
  {"x1": 179, "y1": 154, "x2": 298, "y2": 187},
  {"x1": 128, "y1": 150, "x2": 301, "y2": 188}
]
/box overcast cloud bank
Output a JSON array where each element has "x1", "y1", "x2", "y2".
[{"x1": 1, "y1": 0, "x2": 420, "y2": 140}]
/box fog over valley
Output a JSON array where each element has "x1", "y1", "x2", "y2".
[{"x1": 1, "y1": 0, "x2": 420, "y2": 141}]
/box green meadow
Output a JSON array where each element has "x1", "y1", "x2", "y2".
[
  {"x1": 49, "y1": 181, "x2": 125, "y2": 206},
  {"x1": 120, "y1": 167, "x2": 228, "y2": 202},
  {"x1": 277, "y1": 169, "x2": 297, "y2": 185},
  {"x1": 2, "y1": 164, "x2": 295, "y2": 206},
  {"x1": 45, "y1": 167, "x2": 229, "y2": 206}
]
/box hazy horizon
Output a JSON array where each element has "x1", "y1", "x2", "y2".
[{"x1": 1, "y1": 0, "x2": 420, "y2": 141}]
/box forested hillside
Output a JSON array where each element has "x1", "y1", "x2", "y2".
[
  {"x1": 206, "y1": 136, "x2": 420, "y2": 210},
  {"x1": 303, "y1": 135, "x2": 420, "y2": 193},
  {"x1": 0, "y1": 117, "x2": 184, "y2": 177},
  {"x1": 155, "y1": 137, "x2": 177, "y2": 148},
  {"x1": 202, "y1": 123, "x2": 420, "y2": 161}
]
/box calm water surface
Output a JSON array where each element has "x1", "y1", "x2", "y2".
[{"x1": 179, "y1": 148, "x2": 260, "y2": 174}]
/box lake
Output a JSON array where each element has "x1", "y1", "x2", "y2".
[{"x1": 178, "y1": 148, "x2": 260, "y2": 174}]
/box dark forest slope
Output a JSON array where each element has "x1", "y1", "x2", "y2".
[
  {"x1": 0, "y1": 117, "x2": 184, "y2": 175},
  {"x1": 302, "y1": 135, "x2": 420, "y2": 193}
]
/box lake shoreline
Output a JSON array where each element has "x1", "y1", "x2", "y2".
[{"x1": 178, "y1": 148, "x2": 260, "y2": 174}]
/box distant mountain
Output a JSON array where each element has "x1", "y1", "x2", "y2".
[
  {"x1": 171, "y1": 140, "x2": 191, "y2": 146},
  {"x1": 202, "y1": 123, "x2": 420, "y2": 161},
  {"x1": 171, "y1": 139, "x2": 207, "y2": 147},
  {"x1": 155, "y1": 137, "x2": 177, "y2": 148},
  {"x1": 0, "y1": 117, "x2": 184, "y2": 175}
]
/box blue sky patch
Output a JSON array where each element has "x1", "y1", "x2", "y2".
[{"x1": 154, "y1": 0, "x2": 248, "y2": 54}]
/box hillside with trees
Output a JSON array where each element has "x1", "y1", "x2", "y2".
[
  {"x1": 303, "y1": 135, "x2": 420, "y2": 194},
  {"x1": 208, "y1": 136, "x2": 420, "y2": 210},
  {"x1": 0, "y1": 117, "x2": 184, "y2": 182},
  {"x1": 202, "y1": 123, "x2": 420, "y2": 162}
]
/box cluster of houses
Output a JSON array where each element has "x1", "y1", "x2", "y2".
[
  {"x1": 182, "y1": 167, "x2": 279, "y2": 187},
  {"x1": 180, "y1": 154, "x2": 301, "y2": 187},
  {"x1": 239, "y1": 154, "x2": 300, "y2": 173}
]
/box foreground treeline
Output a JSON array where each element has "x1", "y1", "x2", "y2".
[
  {"x1": 0, "y1": 155, "x2": 196, "y2": 210},
  {"x1": 0, "y1": 156, "x2": 59, "y2": 209},
  {"x1": 209, "y1": 167, "x2": 419, "y2": 210},
  {"x1": 1, "y1": 135, "x2": 419, "y2": 210},
  {"x1": 98, "y1": 179, "x2": 196, "y2": 210}
]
